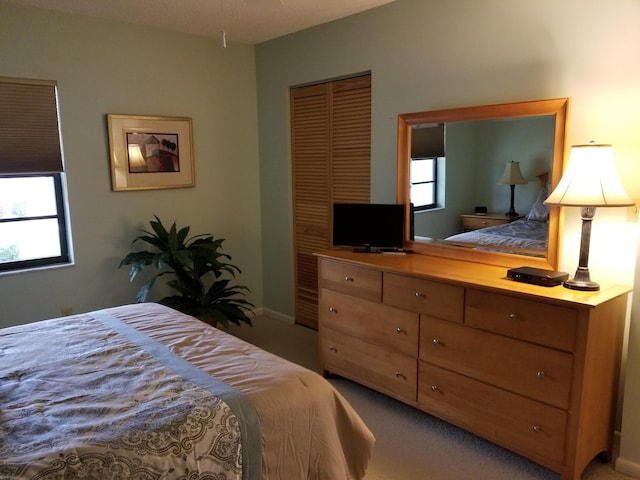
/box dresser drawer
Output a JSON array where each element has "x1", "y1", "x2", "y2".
[
  {"x1": 320, "y1": 289, "x2": 419, "y2": 356},
  {"x1": 465, "y1": 289, "x2": 578, "y2": 352},
  {"x1": 319, "y1": 259, "x2": 382, "y2": 302},
  {"x1": 420, "y1": 316, "x2": 573, "y2": 409},
  {"x1": 320, "y1": 326, "x2": 417, "y2": 403},
  {"x1": 383, "y1": 272, "x2": 464, "y2": 322},
  {"x1": 418, "y1": 362, "x2": 567, "y2": 464}
]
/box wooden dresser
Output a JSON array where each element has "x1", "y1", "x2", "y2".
[{"x1": 316, "y1": 250, "x2": 630, "y2": 480}]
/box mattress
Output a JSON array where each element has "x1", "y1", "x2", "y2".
[{"x1": 0, "y1": 303, "x2": 374, "y2": 480}]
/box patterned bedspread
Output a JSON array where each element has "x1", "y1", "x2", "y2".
[
  {"x1": 0, "y1": 311, "x2": 258, "y2": 480},
  {"x1": 1, "y1": 304, "x2": 374, "y2": 480},
  {"x1": 446, "y1": 218, "x2": 548, "y2": 254}
]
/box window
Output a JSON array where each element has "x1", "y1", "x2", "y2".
[
  {"x1": 410, "y1": 157, "x2": 437, "y2": 211},
  {"x1": 0, "y1": 77, "x2": 71, "y2": 272},
  {"x1": 410, "y1": 123, "x2": 444, "y2": 212}
]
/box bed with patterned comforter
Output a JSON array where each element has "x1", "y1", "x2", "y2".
[
  {"x1": 0, "y1": 303, "x2": 374, "y2": 480},
  {"x1": 445, "y1": 218, "x2": 548, "y2": 255}
]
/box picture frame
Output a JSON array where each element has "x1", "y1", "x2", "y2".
[{"x1": 107, "y1": 114, "x2": 195, "y2": 191}]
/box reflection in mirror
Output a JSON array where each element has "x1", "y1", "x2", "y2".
[{"x1": 397, "y1": 99, "x2": 569, "y2": 270}]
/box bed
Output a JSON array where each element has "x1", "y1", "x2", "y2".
[
  {"x1": 445, "y1": 217, "x2": 548, "y2": 255},
  {"x1": 445, "y1": 173, "x2": 550, "y2": 255},
  {"x1": 0, "y1": 303, "x2": 374, "y2": 480}
]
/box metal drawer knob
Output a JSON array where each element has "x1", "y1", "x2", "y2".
[
  {"x1": 533, "y1": 425, "x2": 542, "y2": 433},
  {"x1": 415, "y1": 292, "x2": 426, "y2": 298},
  {"x1": 509, "y1": 313, "x2": 520, "y2": 320},
  {"x1": 395, "y1": 371, "x2": 405, "y2": 379},
  {"x1": 396, "y1": 327, "x2": 406, "y2": 334},
  {"x1": 328, "y1": 307, "x2": 338, "y2": 313},
  {"x1": 431, "y1": 385, "x2": 439, "y2": 392},
  {"x1": 328, "y1": 345, "x2": 337, "y2": 352},
  {"x1": 537, "y1": 371, "x2": 545, "y2": 379},
  {"x1": 344, "y1": 276, "x2": 354, "y2": 282},
  {"x1": 432, "y1": 338, "x2": 441, "y2": 345}
]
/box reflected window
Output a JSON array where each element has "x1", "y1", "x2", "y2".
[
  {"x1": 410, "y1": 157, "x2": 437, "y2": 211},
  {"x1": 410, "y1": 123, "x2": 444, "y2": 212}
]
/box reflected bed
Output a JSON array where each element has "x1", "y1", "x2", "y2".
[{"x1": 446, "y1": 217, "x2": 548, "y2": 255}]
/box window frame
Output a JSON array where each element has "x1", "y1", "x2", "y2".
[{"x1": 0, "y1": 173, "x2": 70, "y2": 272}]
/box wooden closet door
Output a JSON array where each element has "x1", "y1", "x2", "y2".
[{"x1": 291, "y1": 75, "x2": 371, "y2": 329}]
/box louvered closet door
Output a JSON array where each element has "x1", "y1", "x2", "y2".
[
  {"x1": 291, "y1": 75, "x2": 371, "y2": 329},
  {"x1": 331, "y1": 76, "x2": 371, "y2": 204}
]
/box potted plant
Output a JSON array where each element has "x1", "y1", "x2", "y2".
[{"x1": 120, "y1": 215, "x2": 253, "y2": 328}]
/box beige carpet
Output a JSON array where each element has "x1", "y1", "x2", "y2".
[{"x1": 228, "y1": 315, "x2": 633, "y2": 480}]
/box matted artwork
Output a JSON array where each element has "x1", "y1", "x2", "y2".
[{"x1": 107, "y1": 114, "x2": 195, "y2": 191}]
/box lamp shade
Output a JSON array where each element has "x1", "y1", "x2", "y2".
[
  {"x1": 545, "y1": 143, "x2": 633, "y2": 207},
  {"x1": 498, "y1": 161, "x2": 527, "y2": 185}
]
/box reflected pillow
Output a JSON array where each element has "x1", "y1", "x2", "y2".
[{"x1": 526, "y1": 188, "x2": 550, "y2": 222}]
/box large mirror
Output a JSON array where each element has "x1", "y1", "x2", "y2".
[{"x1": 397, "y1": 98, "x2": 569, "y2": 270}]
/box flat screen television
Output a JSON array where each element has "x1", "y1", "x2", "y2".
[{"x1": 332, "y1": 203, "x2": 405, "y2": 252}]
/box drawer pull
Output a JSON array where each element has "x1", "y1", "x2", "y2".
[
  {"x1": 533, "y1": 425, "x2": 542, "y2": 433},
  {"x1": 396, "y1": 327, "x2": 406, "y2": 334},
  {"x1": 395, "y1": 371, "x2": 405, "y2": 379},
  {"x1": 415, "y1": 292, "x2": 426, "y2": 298},
  {"x1": 432, "y1": 338, "x2": 441, "y2": 345},
  {"x1": 430, "y1": 385, "x2": 439, "y2": 392},
  {"x1": 328, "y1": 345, "x2": 338, "y2": 352},
  {"x1": 344, "y1": 276, "x2": 354, "y2": 282},
  {"x1": 537, "y1": 371, "x2": 546, "y2": 379},
  {"x1": 328, "y1": 307, "x2": 338, "y2": 314},
  {"x1": 509, "y1": 313, "x2": 520, "y2": 320}
]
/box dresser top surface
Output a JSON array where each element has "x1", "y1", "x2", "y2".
[{"x1": 316, "y1": 250, "x2": 630, "y2": 308}]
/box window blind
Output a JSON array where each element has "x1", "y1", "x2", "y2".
[{"x1": 0, "y1": 77, "x2": 64, "y2": 174}]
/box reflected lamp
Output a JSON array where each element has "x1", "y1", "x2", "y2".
[
  {"x1": 127, "y1": 144, "x2": 147, "y2": 172},
  {"x1": 498, "y1": 161, "x2": 527, "y2": 218}
]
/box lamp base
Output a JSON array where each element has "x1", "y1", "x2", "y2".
[{"x1": 563, "y1": 267, "x2": 600, "y2": 291}]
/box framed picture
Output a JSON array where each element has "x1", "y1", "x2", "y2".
[{"x1": 107, "y1": 114, "x2": 195, "y2": 191}]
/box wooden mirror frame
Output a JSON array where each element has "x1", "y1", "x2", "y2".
[{"x1": 397, "y1": 98, "x2": 569, "y2": 270}]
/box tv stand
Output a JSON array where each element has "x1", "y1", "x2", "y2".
[
  {"x1": 352, "y1": 245, "x2": 374, "y2": 253},
  {"x1": 352, "y1": 246, "x2": 406, "y2": 254}
]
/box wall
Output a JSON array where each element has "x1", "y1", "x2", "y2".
[
  {"x1": 254, "y1": 0, "x2": 640, "y2": 475},
  {"x1": 0, "y1": 2, "x2": 263, "y2": 326}
]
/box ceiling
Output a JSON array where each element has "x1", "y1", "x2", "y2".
[{"x1": 3, "y1": 0, "x2": 396, "y2": 45}]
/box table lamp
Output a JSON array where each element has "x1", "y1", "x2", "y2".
[
  {"x1": 545, "y1": 142, "x2": 633, "y2": 291},
  {"x1": 498, "y1": 161, "x2": 527, "y2": 218}
]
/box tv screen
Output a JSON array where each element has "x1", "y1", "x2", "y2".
[{"x1": 332, "y1": 203, "x2": 405, "y2": 251}]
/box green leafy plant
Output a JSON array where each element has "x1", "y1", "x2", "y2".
[{"x1": 120, "y1": 215, "x2": 253, "y2": 328}]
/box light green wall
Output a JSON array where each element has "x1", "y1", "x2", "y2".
[
  {"x1": 254, "y1": 0, "x2": 640, "y2": 475},
  {"x1": 0, "y1": 2, "x2": 262, "y2": 326},
  {"x1": 255, "y1": 0, "x2": 640, "y2": 312},
  {"x1": 255, "y1": 0, "x2": 640, "y2": 304}
]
